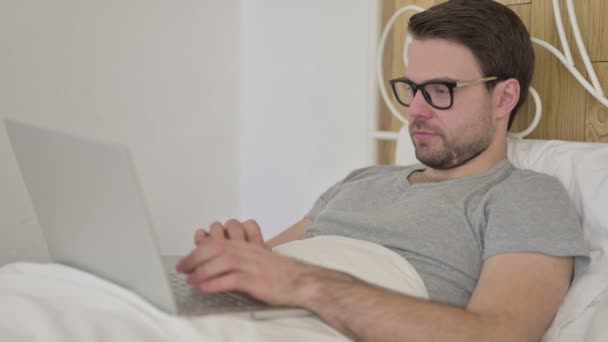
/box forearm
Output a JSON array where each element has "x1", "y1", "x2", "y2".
[
  {"x1": 266, "y1": 218, "x2": 312, "y2": 248},
  {"x1": 181, "y1": 234, "x2": 565, "y2": 342},
  {"x1": 293, "y1": 267, "x2": 505, "y2": 342}
]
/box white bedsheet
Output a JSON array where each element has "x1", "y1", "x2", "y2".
[
  {"x1": 2, "y1": 234, "x2": 605, "y2": 341},
  {"x1": 0, "y1": 236, "x2": 427, "y2": 342},
  {"x1": 550, "y1": 286, "x2": 608, "y2": 342}
]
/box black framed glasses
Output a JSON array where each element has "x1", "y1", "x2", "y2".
[{"x1": 389, "y1": 76, "x2": 498, "y2": 110}]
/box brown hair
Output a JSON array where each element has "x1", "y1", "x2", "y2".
[{"x1": 408, "y1": 0, "x2": 534, "y2": 130}]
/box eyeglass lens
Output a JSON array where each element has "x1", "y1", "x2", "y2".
[{"x1": 394, "y1": 82, "x2": 452, "y2": 108}]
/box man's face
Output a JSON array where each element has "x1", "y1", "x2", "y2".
[{"x1": 405, "y1": 38, "x2": 496, "y2": 170}]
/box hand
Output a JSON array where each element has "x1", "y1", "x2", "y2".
[
  {"x1": 194, "y1": 219, "x2": 268, "y2": 249},
  {"x1": 176, "y1": 238, "x2": 314, "y2": 306}
]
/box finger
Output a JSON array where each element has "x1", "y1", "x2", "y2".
[
  {"x1": 241, "y1": 219, "x2": 264, "y2": 245},
  {"x1": 186, "y1": 240, "x2": 263, "y2": 282},
  {"x1": 209, "y1": 221, "x2": 227, "y2": 240},
  {"x1": 176, "y1": 239, "x2": 225, "y2": 274},
  {"x1": 198, "y1": 272, "x2": 251, "y2": 294},
  {"x1": 187, "y1": 253, "x2": 241, "y2": 285},
  {"x1": 194, "y1": 228, "x2": 209, "y2": 245},
  {"x1": 224, "y1": 219, "x2": 246, "y2": 241}
]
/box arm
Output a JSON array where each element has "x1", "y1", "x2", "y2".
[
  {"x1": 297, "y1": 253, "x2": 572, "y2": 342},
  {"x1": 266, "y1": 218, "x2": 312, "y2": 248},
  {"x1": 178, "y1": 242, "x2": 572, "y2": 342}
]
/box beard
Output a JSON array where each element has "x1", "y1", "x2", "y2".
[{"x1": 409, "y1": 115, "x2": 495, "y2": 170}]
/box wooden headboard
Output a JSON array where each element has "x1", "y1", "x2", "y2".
[{"x1": 377, "y1": 0, "x2": 608, "y2": 164}]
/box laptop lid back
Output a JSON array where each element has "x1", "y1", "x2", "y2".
[{"x1": 5, "y1": 120, "x2": 177, "y2": 313}]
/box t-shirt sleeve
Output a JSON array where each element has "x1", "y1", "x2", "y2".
[{"x1": 482, "y1": 172, "x2": 589, "y2": 261}]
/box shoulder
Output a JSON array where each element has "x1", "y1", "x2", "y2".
[
  {"x1": 484, "y1": 165, "x2": 576, "y2": 218},
  {"x1": 480, "y1": 164, "x2": 588, "y2": 261},
  {"x1": 490, "y1": 167, "x2": 568, "y2": 200}
]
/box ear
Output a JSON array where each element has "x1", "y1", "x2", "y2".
[{"x1": 494, "y1": 78, "x2": 520, "y2": 120}]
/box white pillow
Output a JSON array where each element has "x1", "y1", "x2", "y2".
[{"x1": 395, "y1": 124, "x2": 608, "y2": 337}]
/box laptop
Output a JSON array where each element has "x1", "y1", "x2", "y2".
[{"x1": 4, "y1": 119, "x2": 310, "y2": 319}]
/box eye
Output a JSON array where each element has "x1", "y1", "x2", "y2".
[{"x1": 424, "y1": 84, "x2": 448, "y2": 98}]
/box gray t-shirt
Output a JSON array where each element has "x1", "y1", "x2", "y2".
[{"x1": 305, "y1": 160, "x2": 589, "y2": 307}]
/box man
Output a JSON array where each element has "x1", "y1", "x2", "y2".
[{"x1": 177, "y1": 0, "x2": 588, "y2": 341}]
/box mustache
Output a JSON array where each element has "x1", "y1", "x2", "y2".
[{"x1": 409, "y1": 118, "x2": 443, "y2": 136}]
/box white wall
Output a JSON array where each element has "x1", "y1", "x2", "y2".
[
  {"x1": 0, "y1": 0, "x2": 240, "y2": 264},
  {"x1": 0, "y1": 0, "x2": 378, "y2": 265},
  {"x1": 239, "y1": 0, "x2": 377, "y2": 237}
]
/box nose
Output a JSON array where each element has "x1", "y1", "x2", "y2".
[{"x1": 407, "y1": 89, "x2": 433, "y2": 120}]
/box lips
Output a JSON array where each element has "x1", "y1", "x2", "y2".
[
  {"x1": 410, "y1": 119, "x2": 442, "y2": 141},
  {"x1": 413, "y1": 131, "x2": 438, "y2": 141}
]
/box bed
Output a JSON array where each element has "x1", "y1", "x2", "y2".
[
  {"x1": 374, "y1": 2, "x2": 608, "y2": 341},
  {"x1": 1, "y1": 2, "x2": 608, "y2": 342}
]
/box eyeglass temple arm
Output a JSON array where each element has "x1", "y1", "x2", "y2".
[{"x1": 456, "y1": 76, "x2": 498, "y2": 87}]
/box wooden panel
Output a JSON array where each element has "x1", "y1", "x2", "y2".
[
  {"x1": 528, "y1": 0, "x2": 586, "y2": 141},
  {"x1": 377, "y1": 140, "x2": 397, "y2": 165},
  {"x1": 581, "y1": 0, "x2": 608, "y2": 61},
  {"x1": 586, "y1": 62, "x2": 608, "y2": 142}
]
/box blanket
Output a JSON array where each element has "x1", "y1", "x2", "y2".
[{"x1": 0, "y1": 236, "x2": 428, "y2": 342}]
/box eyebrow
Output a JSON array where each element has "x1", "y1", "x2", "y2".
[{"x1": 402, "y1": 76, "x2": 457, "y2": 84}]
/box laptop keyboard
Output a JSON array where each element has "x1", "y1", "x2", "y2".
[{"x1": 167, "y1": 268, "x2": 266, "y2": 314}]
